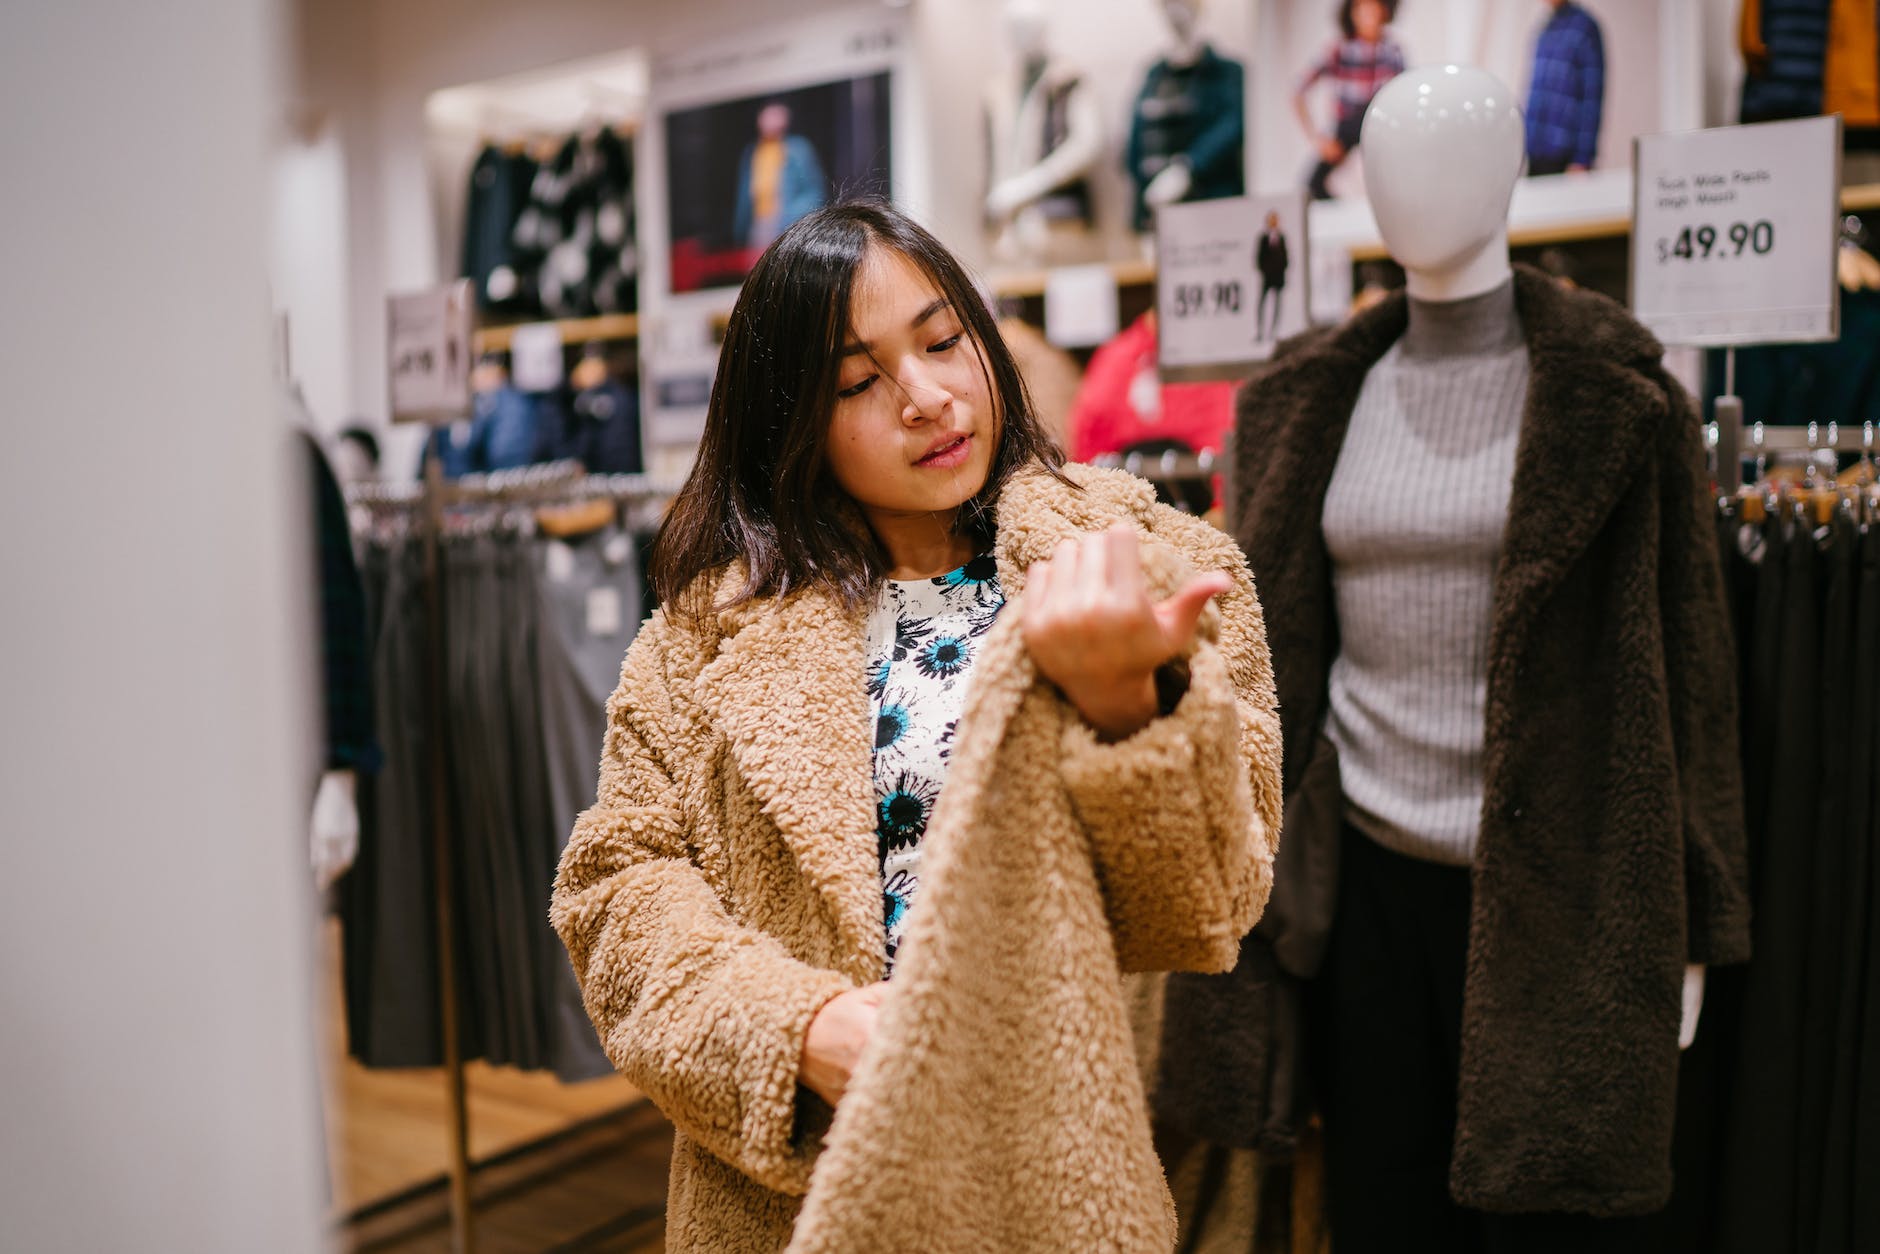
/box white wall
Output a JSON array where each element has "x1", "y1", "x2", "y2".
[{"x1": 0, "y1": 1, "x2": 326, "y2": 1249}]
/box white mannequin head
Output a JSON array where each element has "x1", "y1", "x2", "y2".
[
  {"x1": 1003, "y1": 0, "x2": 1048, "y2": 61},
  {"x1": 1359, "y1": 64, "x2": 1524, "y2": 301},
  {"x1": 1160, "y1": 0, "x2": 1205, "y2": 63}
]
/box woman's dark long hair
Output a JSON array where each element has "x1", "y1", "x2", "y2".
[{"x1": 649, "y1": 201, "x2": 1068, "y2": 619}]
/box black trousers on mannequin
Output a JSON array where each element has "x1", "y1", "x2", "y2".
[{"x1": 1310, "y1": 823, "x2": 1659, "y2": 1253}]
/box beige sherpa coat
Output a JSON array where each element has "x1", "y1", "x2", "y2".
[{"x1": 551, "y1": 463, "x2": 1283, "y2": 1252}]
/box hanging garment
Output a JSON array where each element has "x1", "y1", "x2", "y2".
[
  {"x1": 512, "y1": 128, "x2": 638, "y2": 319},
  {"x1": 1824, "y1": 0, "x2": 1880, "y2": 126},
  {"x1": 1066, "y1": 314, "x2": 1236, "y2": 463},
  {"x1": 1703, "y1": 287, "x2": 1880, "y2": 430},
  {"x1": 1231, "y1": 266, "x2": 1750, "y2": 1217},
  {"x1": 461, "y1": 143, "x2": 541, "y2": 314},
  {"x1": 1740, "y1": 0, "x2": 1833, "y2": 122},
  {"x1": 1850, "y1": 521, "x2": 1880, "y2": 1252},
  {"x1": 343, "y1": 538, "x2": 443, "y2": 1067},
  {"x1": 300, "y1": 432, "x2": 374, "y2": 775},
  {"x1": 551, "y1": 465, "x2": 1283, "y2": 1253},
  {"x1": 1718, "y1": 516, "x2": 1823, "y2": 1252},
  {"x1": 541, "y1": 379, "x2": 643, "y2": 475},
  {"x1": 1682, "y1": 509, "x2": 1880, "y2": 1254},
  {"x1": 1125, "y1": 46, "x2": 1245, "y2": 230},
  {"x1": 531, "y1": 525, "x2": 641, "y2": 1081},
  {"x1": 342, "y1": 522, "x2": 649, "y2": 1076}
]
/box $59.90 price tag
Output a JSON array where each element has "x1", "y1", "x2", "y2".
[
  {"x1": 1157, "y1": 193, "x2": 1309, "y2": 380},
  {"x1": 1631, "y1": 116, "x2": 1840, "y2": 346}
]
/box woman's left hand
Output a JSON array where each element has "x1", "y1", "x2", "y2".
[{"x1": 1023, "y1": 524, "x2": 1233, "y2": 741}]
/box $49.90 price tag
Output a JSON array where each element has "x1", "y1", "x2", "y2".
[{"x1": 1631, "y1": 115, "x2": 1840, "y2": 346}]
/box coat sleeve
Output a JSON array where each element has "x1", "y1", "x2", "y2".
[
  {"x1": 1653, "y1": 371, "x2": 1753, "y2": 966},
  {"x1": 550, "y1": 615, "x2": 854, "y2": 1196},
  {"x1": 1055, "y1": 502, "x2": 1284, "y2": 974}
]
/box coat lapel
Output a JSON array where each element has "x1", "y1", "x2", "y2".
[
  {"x1": 694, "y1": 586, "x2": 884, "y2": 980},
  {"x1": 1490, "y1": 269, "x2": 1668, "y2": 667}
]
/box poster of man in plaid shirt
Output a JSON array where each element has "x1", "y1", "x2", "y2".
[
  {"x1": 1525, "y1": 0, "x2": 1606, "y2": 175},
  {"x1": 1293, "y1": 0, "x2": 1405, "y2": 201}
]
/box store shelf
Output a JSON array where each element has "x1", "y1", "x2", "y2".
[
  {"x1": 1345, "y1": 182, "x2": 1880, "y2": 263},
  {"x1": 987, "y1": 258, "x2": 1158, "y2": 300},
  {"x1": 1347, "y1": 216, "x2": 1632, "y2": 262},
  {"x1": 473, "y1": 312, "x2": 639, "y2": 353},
  {"x1": 1844, "y1": 182, "x2": 1880, "y2": 212}
]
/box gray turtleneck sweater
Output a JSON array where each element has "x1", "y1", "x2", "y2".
[{"x1": 1321, "y1": 279, "x2": 1527, "y2": 866}]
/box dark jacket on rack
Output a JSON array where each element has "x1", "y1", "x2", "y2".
[{"x1": 1227, "y1": 265, "x2": 1752, "y2": 1216}]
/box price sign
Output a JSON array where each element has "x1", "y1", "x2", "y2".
[
  {"x1": 1043, "y1": 264, "x2": 1119, "y2": 349},
  {"x1": 387, "y1": 280, "x2": 474, "y2": 422},
  {"x1": 1631, "y1": 115, "x2": 1841, "y2": 346},
  {"x1": 1157, "y1": 192, "x2": 1309, "y2": 381}
]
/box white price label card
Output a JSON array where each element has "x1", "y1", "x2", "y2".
[
  {"x1": 544, "y1": 540, "x2": 576, "y2": 584},
  {"x1": 509, "y1": 321, "x2": 566, "y2": 392},
  {"x1": 387, "y1": 280, "x2": 473, "y2": 422},
  {"x1": 586, "y1": 587, "x2": 623, "y2": 638},
  {"x1": 1043, "y1": 265, "x2": 1119, "y2": 349},
  {"x1": 1157, "y1": 193, "x2": 1309, "y2": 381},
  {"x1": 1631, "y1": 115, "x2": 1841, "y2": 346}
]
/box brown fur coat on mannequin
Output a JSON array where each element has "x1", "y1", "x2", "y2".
[
  {"x1": 553, "y1": 463, "x2": 1283, "y2": 1251},
  {"x1": 1229, "y1": 266, "x2": 1750, "y2": 1216}
]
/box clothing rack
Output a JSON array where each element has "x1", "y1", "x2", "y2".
[
  {"x1": 1090, "y1": 439, "x2": 1236, "y2": 523},
  {"x1": 346, "y1": 459, "x2": 676, "y2": 1254},
  {"x1": 1709, "y1": 418, "x2": 1880, "y2": 521}
]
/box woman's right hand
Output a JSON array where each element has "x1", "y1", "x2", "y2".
[{"x1": 800, "y1": 982, "x2": 889, "y2": 1107}]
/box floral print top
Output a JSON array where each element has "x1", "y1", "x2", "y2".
[{"x1": 863, "y1": 552, "x2": 1005, "y2": 973}]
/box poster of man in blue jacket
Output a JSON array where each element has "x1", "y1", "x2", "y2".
[
  {"x1": 735, "y1": 103, "x2": 828, "y2": 250},
  {"x1": 665, "y1": 72, "x2": 891, "y2": 293}
]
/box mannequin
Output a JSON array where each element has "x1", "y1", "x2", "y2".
[
  {"x1": 984, "y1": 0, "x2": 1104, "y2": 264},
  {"x1": 1126, "y1": 0, "x2": 1245, "y2": 233},
  {"x1": 1367, "y1": 58, "x2": 1706, "y2": 1031},
  {"x1": 1225, "y1": 64, "x2": 1748, "y2": 1249}
]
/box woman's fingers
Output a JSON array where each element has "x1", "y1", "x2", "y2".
[
  {"x1": 1153, "y1": 571, "x2": 1234, "y2": 650},
  {"x1": 1100, "y1": 524, "x2": 1147, "y2": 604}
]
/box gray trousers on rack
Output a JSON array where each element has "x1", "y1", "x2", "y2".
[{"x1": 531, "y1": 525, "x2": 643, "y2": 1082}]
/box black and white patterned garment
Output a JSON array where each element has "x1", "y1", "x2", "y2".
[{"x1": 864, "y1": 552, "x2": 1005, "y2": 973}]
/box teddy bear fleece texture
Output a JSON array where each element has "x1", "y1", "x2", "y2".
[{"x1": 551, "y1": 463, "x2": 1282, "y2": 1252}]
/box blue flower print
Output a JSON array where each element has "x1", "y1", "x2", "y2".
[
  {"x1": 884, "y1": 888, "x2": 909, "y2": 934},
  {"x1": 866, "y1": 657, "x2": 892, "y2": 700},
  {"x1": 891, "y1": 613, "x2": 936, "y2": 662},
  {"x1": 877, "y1": 770, "x2": 940, "y2": 852},
  {"x1": 935, "y1": 553, "x2": 1004, "y2": 610},
  {"x1": 915, "y1": 634, "x2": 972, "y2": 681},
  {"x1": 875, "y1": 701, "x2": 909, "y2": 752}
]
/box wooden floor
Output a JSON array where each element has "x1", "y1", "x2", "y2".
[{"x1": 319, "y1": 920, "x2": 672, "y2": 1250}]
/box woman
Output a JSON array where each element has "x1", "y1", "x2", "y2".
[{"x1": 551, "y1": 202, "x2": 1282, "y2": 1251}]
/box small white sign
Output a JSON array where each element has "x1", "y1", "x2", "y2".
[
  {"x1": 509, "y1": 321, "x2": 566, "y2": 393},
  {"x1": 1157, "y1": 193, "x2": 1309, "y2": 381},
  {"x1": 1631, "y1": 116, "x2": 1841, "y2": 346},
  {"x1": 1043, "y1": 264, "x2": 1119, "y2": 349},
  {"x1": 586, "y1": 586, "x2": 623, "y2": 638},
  {"x1": 387, "y1": 280, "x2": 473, "y2": 422}
]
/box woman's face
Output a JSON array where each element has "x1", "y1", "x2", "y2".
[
  {"x1": 823, "y1": 246, "x2": 996, "y2": 524},
  {"x1": 1352, "y1": 0, "x2": 1387, "y2": 40}
]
